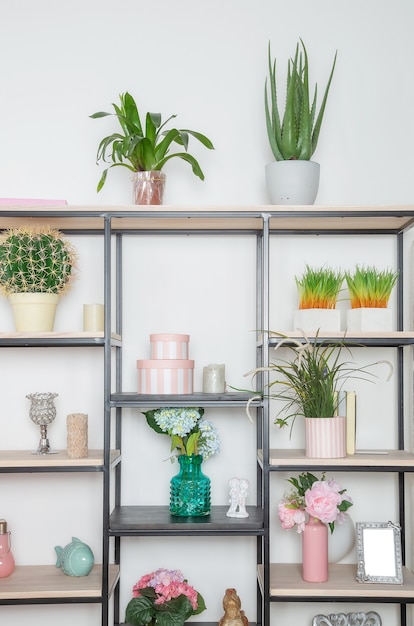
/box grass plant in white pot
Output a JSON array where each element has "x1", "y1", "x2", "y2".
[
  {"x1": 293, "y1": 265, "x2": 343, "y2": 332},
  {"x1": 345, "y1": 266, "x2": 399, "y2": 332},
  {"x1": 0, "y1": 226, "x2": 77, "y2": 332},
  {"x1": 265, "y1": 39, "x2": 337, "y2": 205}
]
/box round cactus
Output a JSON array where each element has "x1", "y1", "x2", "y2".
[{"x1": 0, "y1": 226, "x2": 76, "y2": 294}]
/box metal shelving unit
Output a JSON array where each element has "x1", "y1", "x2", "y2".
[{"x1": 2, "y1": 204, "x2": 414, "y2": 625}]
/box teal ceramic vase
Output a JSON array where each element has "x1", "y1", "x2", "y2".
[{"x1": 170, "y1": 454, "x2": 211, "y2": 517}]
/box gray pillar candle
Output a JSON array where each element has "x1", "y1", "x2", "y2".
[{"x1": 67, "y1": 413, "x2": 88, "y2": 458}]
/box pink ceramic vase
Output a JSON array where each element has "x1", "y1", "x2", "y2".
[{"x1": 302, "y1": 517, "x2": 328, "y2": 582}]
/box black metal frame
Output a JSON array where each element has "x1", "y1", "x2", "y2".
[{"x1": 1, "y1": 205, "x2": 414, "y2": 626}]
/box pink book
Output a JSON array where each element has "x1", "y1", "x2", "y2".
[{"x1": 0, "y1": 198, "x2": 67, "y2": 206}]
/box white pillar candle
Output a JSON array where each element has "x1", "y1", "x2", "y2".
[
  {"x1": 203, "y1": 364, "x2": 225, "y2": 393},
  {"x1": 83, "y1": 304, "x2": 104, "y2": 331}
]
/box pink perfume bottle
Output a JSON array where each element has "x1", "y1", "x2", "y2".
[{"x1": 0, "y1": 519, "x2": 15, "y2": 577}]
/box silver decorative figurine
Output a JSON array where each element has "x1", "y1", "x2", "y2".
[{"x1": 26, "y1": 392, "x2": 58, "y2": 454}]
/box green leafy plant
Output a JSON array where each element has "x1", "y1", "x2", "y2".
[
  {"x1": 296, "y1": 265, "x2": 343, "y2": 309},
  {"x1": 90, "y1": 92, "x2": 214, "y2": 191},
  {"x1": 0, "y1": 226, "x2": 76, "y2": 295},
  {"x1": 265, "y1": 39, "x2": 337, "y2": 161},
  {"x1": 345, "y1": 265, "x2": 399, "y2": 308},
  {"x1": 245, "y1": 332, "x2": 384, "y2": 432}
]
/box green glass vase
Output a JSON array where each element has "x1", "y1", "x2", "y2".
[{"x1": 170, "y1": 454, "x2": 211, "y2": 516}]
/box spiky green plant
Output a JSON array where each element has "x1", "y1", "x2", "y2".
[
  {"x1": 0, "y1": 226, "x2": 76, "y2": 295},
  {"x1": 90, "y1": 92, "x2": 214, "y2": 192},
  {"x1": 295, "y1": 265, "x2": 343, "y2": 309},
  {"x1": 245, "y1": 332, "x2": 381, "y2": 433},
  {"x1": 345, "y1": 266, "x2": 399, "y2": 308},
  {"x1": 265, "y1": 39, "x2": 337, "y2": 161}
]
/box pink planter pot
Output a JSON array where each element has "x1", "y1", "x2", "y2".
[{"x1": 305, "y1": 416, "x2": 346, "y2": 458}]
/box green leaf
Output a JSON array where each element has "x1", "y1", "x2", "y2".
[
  {"x1": 186, "y1": 432, "x2": 200, "y2": 456},
  {"x1": 125, "y1": 595, "x2": 155, "y2": 626},
  {"x1": 143, "y1": 410, "x2": 166, "y2": 435},
  {"x1": 89, "y1": 111, "x2": 111, "y2": 119}
]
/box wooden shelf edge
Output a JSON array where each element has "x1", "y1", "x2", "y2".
[
  {"x1": 1, "y1": 205, "x2": 414, "y2": 233},
  {"x1": 258, "y1": 448, "x2": 414, "y2": 469},
  {"x1": 258, "y1": 563, "x2": 414, "y2": 599},
  {"x1": 0, "y1": 564, "x2": 119, "y2": 600},
  {"x1": 0, "y1": 449, "x2": 120, "y2": 469}
]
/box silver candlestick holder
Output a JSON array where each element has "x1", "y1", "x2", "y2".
[{"x1": 26, "y1": 392, "x2": 58, "y2": 454}]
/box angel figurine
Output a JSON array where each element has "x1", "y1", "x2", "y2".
[{"x1": 226, "y1": 477, "x2": 249, "y2": 518}]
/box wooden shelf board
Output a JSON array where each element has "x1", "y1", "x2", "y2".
[
  {"x1": 0, "y1": 564, "x2": 119, "y2": 600},
  {"x1": 266, "y1": 331, "x2": 414, "y2": 347},
  {"x1": 259, "y1": 449, "x2": 414, "y2": 469},
  {"x1": 0, "y1": 449, "x2": 120, "y2": 469},
  {"x1": 259, "y1": 563, "x2": 414, "y2": 599},
  {"x1": 0, "y1": 331, "x2": 121, "y2": 345},
  {"x1": 0, "y1": 204, "x2": 414, "y2": 233}
]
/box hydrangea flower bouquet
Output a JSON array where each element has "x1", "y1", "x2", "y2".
[
  {"x1": 278, "y1": 471, "x2": 353, "y2": 534},
  {"x1": 143, "y1": 407, "x2": 220, "y2": 461},
  {"x1": 125, "y1": 567, "x2": 206, "y2": 626}
]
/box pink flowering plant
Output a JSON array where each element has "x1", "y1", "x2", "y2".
[
  {"x1": 125, "y1": 567, "x2": 206, "y2": 626},
  {"x1": 278, "y1": 471, "x2": 353, "y2": 534}
]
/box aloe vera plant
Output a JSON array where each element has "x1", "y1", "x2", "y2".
[
  {"x1": 90, "y1": 92, "x2": 214, "y2": 192},
  {"x1": 265, "y1": 39, "x2": 337, "y2": 161}
]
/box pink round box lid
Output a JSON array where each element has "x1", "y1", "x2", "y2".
[
  {"x1": 150, "y1": 333, "x2": 190, "y2": 341},
  {"x1": 137, "y1": 359, "x2": 194, "y2": 369}
]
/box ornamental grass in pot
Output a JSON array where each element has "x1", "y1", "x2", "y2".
[
  {"x1": 246, "y1": 332, "x2": 383, "y2": 458},
  {"x1": 265, "y1": 39, "x2": 337, "y2": 205},
  {"x1": 0, "y1": 225, "x2": 77, "y2": 332},
  {"x1": 294, "y1": 265, "x2": 343, "y2": 332},
  {"x1": 90, "y1": 92, "x2": 214, "y2": 204},
  {"x1": 345, "y1": 265, "x2": 399, "y2": 331}
]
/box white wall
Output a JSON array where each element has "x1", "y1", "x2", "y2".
[{"x1": 0, "y1": 1, "x2": 414, "y2": 625}]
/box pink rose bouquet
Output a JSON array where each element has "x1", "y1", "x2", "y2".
[
  {"x1": 125, "y1": 567, "x2": 206, "y2": 626},
  {"x1": 278, "y1": 471, "x2": 352, "y2": 534}
]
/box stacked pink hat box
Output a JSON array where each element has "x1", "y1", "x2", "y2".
[{"x1": 137, "y1": 334, "x2": 194, "y2": 394}]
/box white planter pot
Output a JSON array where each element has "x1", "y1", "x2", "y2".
[
  {"x1": 328, "y1": 513, "x2": 355, "y2": 563},
  {"x1": 9, "y1": 293, "x2": 59, "y2": 332},
  {"x1": 305, "y1": 416, "x2": 346, "y2": 458},
  {"x1": 293, "y1": 308, "x2": 341, "y2": 333},
  {"x1": 346, "y1": 307, "x2": 393, "y2": 332},
  {"x1": 265, "y1": 160, "x2": 320, "y2": 205}
]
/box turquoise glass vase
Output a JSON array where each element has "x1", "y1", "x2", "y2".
[{"x1": 170, "y1": 454, "x2": 211, "y2": 516}]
